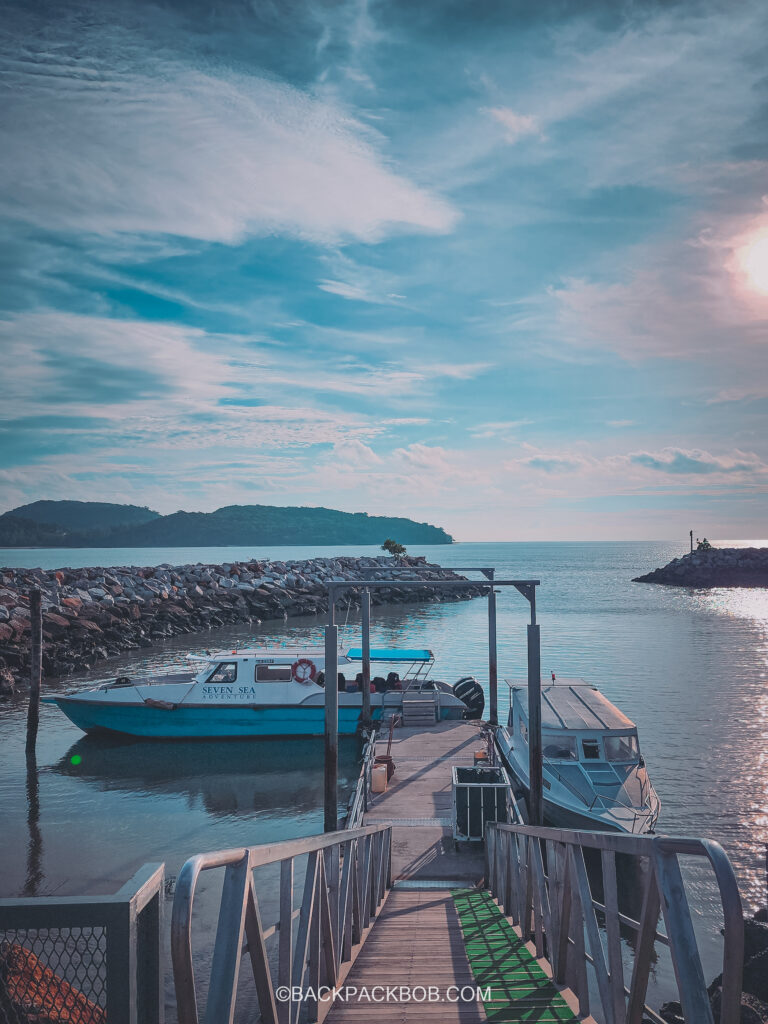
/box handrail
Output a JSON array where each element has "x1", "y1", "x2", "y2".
[
  {"x1": 345, "y1": 734, "x2": 377, "y2": 829},
  {"x1": 172, "y1": 824, "x2": 392, "y2": 1024},
  {"x1": 486, "y1": 822, "x2": 744, "y2": 1024}
]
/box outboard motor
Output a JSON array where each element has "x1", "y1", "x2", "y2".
[{"x1": 453, "y1": 676, "x2": 484, "y2": 720}]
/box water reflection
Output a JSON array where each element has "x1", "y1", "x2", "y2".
[
  {"x1": 24, "y1": 750, "x2": 43, "y2": 897},
  {"x1": 52, "y1": 734, "x2": 362, "y2": 819}
]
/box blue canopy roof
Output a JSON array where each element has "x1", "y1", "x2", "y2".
[{"x1": 345, "y1": 648, "x2": 434, "y2": 663}]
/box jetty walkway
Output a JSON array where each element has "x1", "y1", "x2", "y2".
[{"x1": 326, "y1": 720, "x2": 581, "y2": 1023}]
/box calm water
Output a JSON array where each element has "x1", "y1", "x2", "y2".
[{"x1": 2, "y1": 540, "x2": 767, "y2": 1007}]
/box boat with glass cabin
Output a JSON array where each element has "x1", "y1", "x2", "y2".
[{"x1": 495, "y1": 677, "x2": 660, "y2": 834}]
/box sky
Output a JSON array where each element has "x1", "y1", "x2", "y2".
[{"x1": 2, "y1": 0, "x2": 768, "y2": 541}]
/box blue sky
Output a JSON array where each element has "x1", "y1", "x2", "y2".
[{"x1": 2, "y1": 0, "x2": 768, "y2": 540}]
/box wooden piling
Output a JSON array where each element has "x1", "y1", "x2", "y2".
[{"x1": 25, "y1": 589, "x2": 42, "y2": 756}]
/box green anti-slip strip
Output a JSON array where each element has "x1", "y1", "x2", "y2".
[{"x1": 453, "y1": 889, "x2": 578, "y2": 1023}]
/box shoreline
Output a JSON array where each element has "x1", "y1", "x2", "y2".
[{"x1": 0, "y1": 555, "x2": 483, "y2": 694}]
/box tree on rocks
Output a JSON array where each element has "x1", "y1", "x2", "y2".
[{"x1": 381, "y1": 539, "x2": 406, "y2": 557}]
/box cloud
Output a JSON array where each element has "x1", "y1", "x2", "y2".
[
  {"x1": 525, "y1": 455, "x2": 582, "y2": 473},
  {"x1": 331, "y1": 439, "x2": 382, "y2": 468},
  {"x1": 0, "y1": 19, "x2": 457, "y2": 245},
  {"x1": 628, "y1": 448, "x2": 764, "y2": 476},
  {"x1": 469, "y1": 420, "x2": 532, "y2": 439},
  {"x1": 485, "y1": 107, "x2": 541, "y2": 143}
]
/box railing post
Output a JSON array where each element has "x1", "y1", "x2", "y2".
[
  {"x1": 278, "y1": 860, "x2": 293, "y2": 1024},
  {"x1": 106, "y1": 901, "x2": 137, "y2": 1024}
]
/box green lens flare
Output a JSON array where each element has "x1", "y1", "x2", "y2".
[{"x1": 70, "y1": 754, "x2": 82, "y2": 765}]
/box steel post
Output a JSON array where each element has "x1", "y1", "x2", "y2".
[
  {"x1": 361, "y1": 589, "x2": 371, "y2": 727},
  {"x1": 488, "y1": 587, "x2": 498, "y2": 725},
  {"x1": 527, "y1": 622, "x2": 543, "y2": 826},
  {"x1": 324, "y1": 623, "x2": 339, "y2": 832}
]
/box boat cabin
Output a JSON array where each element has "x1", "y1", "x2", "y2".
[
  {"x1": 189, "y1": 646, "x2": 435, "y2": 689},
  {"x1": 507, "y1": 678, "x2": 642, "y2": 766}
]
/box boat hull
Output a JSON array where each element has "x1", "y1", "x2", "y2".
[{"x1": 49, "y1": 698, "x2": 380, "y2": 739}]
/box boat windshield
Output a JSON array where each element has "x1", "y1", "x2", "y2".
[
  {"x1": 199, "y1": 661, "x2": 238, "y2": 683},
  {"x1": 604, "y1": 734, "x2": 639, "y2": 763},
  {"x1": 542, "y1": 733, "x2": 577, "y2": 760}
]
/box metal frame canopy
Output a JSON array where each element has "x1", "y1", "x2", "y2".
[{"x1": 322, "y1": 572, "x2": 543, "y2": 832}]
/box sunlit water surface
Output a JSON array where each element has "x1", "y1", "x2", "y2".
[{"x1": 1, "y1": 540, "x2": 767, "y2": 1011}]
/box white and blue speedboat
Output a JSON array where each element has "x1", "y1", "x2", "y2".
[
  {"x1": 44, "y1": 646, "x2": 484, "y2": 739},
  {"x1": 496, "y1": 677, "x2": 660, "y2": 834}
]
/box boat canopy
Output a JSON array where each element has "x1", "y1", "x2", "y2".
[
  {"x1": 507, "y1": 678, "x2": 635, "y2": 731},
  {"x1": 346, "y1": 648, "x2": 434, "y2": 663}
]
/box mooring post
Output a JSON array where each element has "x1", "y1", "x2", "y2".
[
  {"x1": 25, "y1": 589, "x2": 42, "y2": 757},
  {"x1": 527, "y1": 599, "x2": 543, "y2": 826},
  {"x1": 324, "y1": 590, "x2": 339, "y2": 833},
  {"x1": 488, "y1": 585, "x2": 498, "y2": 726},
  {"x1": 361, "y1": 588, "x2": 372, "y2": 727}
]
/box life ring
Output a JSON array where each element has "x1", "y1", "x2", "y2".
[{"x1": 291, "y1": 658, "x2": 318, "y2": 684}]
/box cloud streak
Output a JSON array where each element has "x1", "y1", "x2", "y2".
[{"x1": 0, "y1": 21, "x2": 457, "y2": 245}]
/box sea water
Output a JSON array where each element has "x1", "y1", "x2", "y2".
[{"x1": 1, "y1": 540, "x2": 766, "y2": 1009}]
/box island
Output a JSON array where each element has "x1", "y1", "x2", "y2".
[{"x1": 0, "y1": 500, "x2": 453, "y2": 548}]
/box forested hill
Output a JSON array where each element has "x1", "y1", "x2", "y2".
[{"x1": 0, "y1": 501, "x2": 453, "y2": 547}]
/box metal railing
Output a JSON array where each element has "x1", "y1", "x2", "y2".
[
  {"x1": 344, "y1": 734, "x2": 377, "y2": 830},
  {"x1": 171, "y1": 824, "x2": 392, "y2": 1024},
  {"x1": 0, "y1": 863, "x2": 164, "y2": 1024},
  {"x1": 486, "y1": 823, "x2": 743, "y2": 1024}
]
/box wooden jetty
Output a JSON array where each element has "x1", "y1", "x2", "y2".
[
  {"x1": 325, "y1": 719, "x2": 582, "y2": 1023},
  {"x1": 363, "y1": 720, "x2": 486, "y2": 885}
]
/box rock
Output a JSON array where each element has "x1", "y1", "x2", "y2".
[
  {"x1": 0, "y1": 556, "x2": 482, "y2": 689},
  {"x1": 0, "y1": 667, "x2": 15, "y2": 697},
  {"x1": 635, "y1": 547, "x2": 768, "y2": 588},
  {"x1": 709, "y1": 989, "x2": 768, "y2": 1024}
]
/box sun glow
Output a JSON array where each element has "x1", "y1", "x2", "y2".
[{"x1": 739, "y1": 234, "x2": 768, "y2": 294}]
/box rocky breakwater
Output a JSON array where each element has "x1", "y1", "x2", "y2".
[
  {"x1": 0, "y1": 556, "x2": 484, "y2": 695},
  {"x1": 634, "y1": 547, "x2": 768, "y2": 588}
]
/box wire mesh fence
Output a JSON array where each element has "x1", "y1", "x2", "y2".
[
  {"x1": 0, "y1": 863, "x2": 164, "y2": 1024},
  {"x1": 0, "y1": 926, "x2": 107, "y2": 1024}
]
